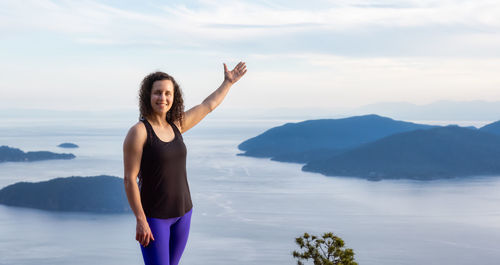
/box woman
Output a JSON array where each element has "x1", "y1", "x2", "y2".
[{"x1": 123, "y1": 62, "x2": 247, "y2": 265}]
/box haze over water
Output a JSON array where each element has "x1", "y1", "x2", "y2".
[{"x1": 1, "y1": 113, "x2": 500, "y2": 265}]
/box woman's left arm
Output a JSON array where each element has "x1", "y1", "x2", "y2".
[{"x1": 177, "y1": 61, "x2": 247, "y2": 133}]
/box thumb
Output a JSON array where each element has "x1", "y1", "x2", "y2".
[{"x1": 223, "y1": 63, "x2": 228, "y2": 72}]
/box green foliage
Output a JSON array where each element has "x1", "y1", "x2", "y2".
[{"x1": 292, "y1": 232, "x2": 357, "y2": 265}]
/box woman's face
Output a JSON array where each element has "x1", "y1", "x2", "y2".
[{"x1": 150, "y1": 80, "x2": 174, "y2": 115}]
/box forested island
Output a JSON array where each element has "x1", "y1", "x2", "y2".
[
  {"x1": 0, "y1": 145, "x2": 75, "y2": 162},
  {"x1": 238, "y1": 114, "x2": 500, "y2": 180},
  {"x1": 238, "y1": 114, "x2": 435, "y2": 163},
  {"x1": 0, "y1": 175, "x2": 131, "y2": 213},
  {"x1": 58, "y1": 142, "x2": 79, "y2": 148}
]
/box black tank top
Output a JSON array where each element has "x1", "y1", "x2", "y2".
[{"x1": 138, "y1": 117, "x2": 193, "y2": 219}]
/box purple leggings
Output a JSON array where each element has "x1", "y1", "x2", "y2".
[{"x1": 140, "y1": 208, "x2": 193, "y2": 265}]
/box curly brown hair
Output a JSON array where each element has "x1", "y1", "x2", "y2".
[{"x1": 138, "y1": 71, "x2": 185, "y2": 125}]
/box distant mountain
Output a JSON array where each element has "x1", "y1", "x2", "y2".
[
  {"x1": 0, "y1": 175, "x2": 131, "y2": 213},
  {"x1": 0, "y1": 145, "x2": 75, "y2": 162},
  {"x1": 480, "y1": 120, "x2": 500, "y2": 136},
  {"x1": 303, "y1": 126, "x2": 500, "y2": 180},
  {"x1": 353, "y1": 100, "x2": 500, "y2": 121},
  {"x1": 238, "y1": 114, "x2": 435, "y2": 163},
  {"x1": 58, "y1": 142, "x2": 79, "y2": 148}
]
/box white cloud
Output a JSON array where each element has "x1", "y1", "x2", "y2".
[
  {"x1": 238, "y1": 52, "x2": 500, "y2": 108},
  {"x1": 1, "y1": 0, "x2": 499, "y2": 44},
  {"x1": 1, "y1": 0, "x2": 500, "y2": 110}
]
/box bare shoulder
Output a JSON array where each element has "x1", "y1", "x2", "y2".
[
  {"x1": 129, "y1": 121, "x2": 147, "y2": 136},
  {"x1": 124, "y1": 121, "x2": 147, "y2": 147}
]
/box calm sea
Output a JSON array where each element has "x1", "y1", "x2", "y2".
[{"x1": 1, "y1": 114, "x2": 499, "y2": 265}]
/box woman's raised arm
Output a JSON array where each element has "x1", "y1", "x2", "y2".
[{"x1": 177, "y1": 62, "x2": 247, "y2": 133}]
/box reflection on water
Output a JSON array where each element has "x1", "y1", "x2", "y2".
[{"x1": 1, "y1": 117, "x2": 500, "y2": 265}]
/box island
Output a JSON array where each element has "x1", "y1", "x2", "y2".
[
  {"x1": 238, "y1": 114, "x2": 435, "y2": 163},
  {"x1": 0, "y1": 145, "x2": 75, "y2": 163},
  {"x1": 303, "y1": 125, "x2": 500, "y2": 180},
  {"x1": 0, "y1": 175, "x2": 131, "y2": 213},
  {"x1": 239, "y1": 115, "x2": 500, "y2": 180},
  {"x1": 57, "y1": 142, "x2": 79, "y2": 148}
]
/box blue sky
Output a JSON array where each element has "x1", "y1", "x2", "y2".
[{"x1": 1, "y1": 0, "x2": 500, "y2": 111}]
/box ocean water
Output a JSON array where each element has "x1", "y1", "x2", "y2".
[{"x1": 1, "y1": 115, "x2": 500, "y2": 265}]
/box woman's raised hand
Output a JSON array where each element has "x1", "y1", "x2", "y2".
[
  {"x1": 136, "y1": 218, "x2": 155, "y2": 247},
  {"x1": 224, "y1": 61, "x2": 247, "y2": 84}
]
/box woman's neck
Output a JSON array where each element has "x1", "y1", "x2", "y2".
[{"x1": 147, "y1": 113, "x2": 168, "y2": 127}]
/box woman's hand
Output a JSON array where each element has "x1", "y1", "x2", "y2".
[
  {"x1": 224, "y1": 61, "x2": 247, "y2": 84},
  {"x1": 136, "y1": 218, "x2": 155, "y2": 247}
]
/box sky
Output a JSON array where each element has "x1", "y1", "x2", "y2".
[{"x1": 1, "y1": 0, "x2": 500, "y2": 112}]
